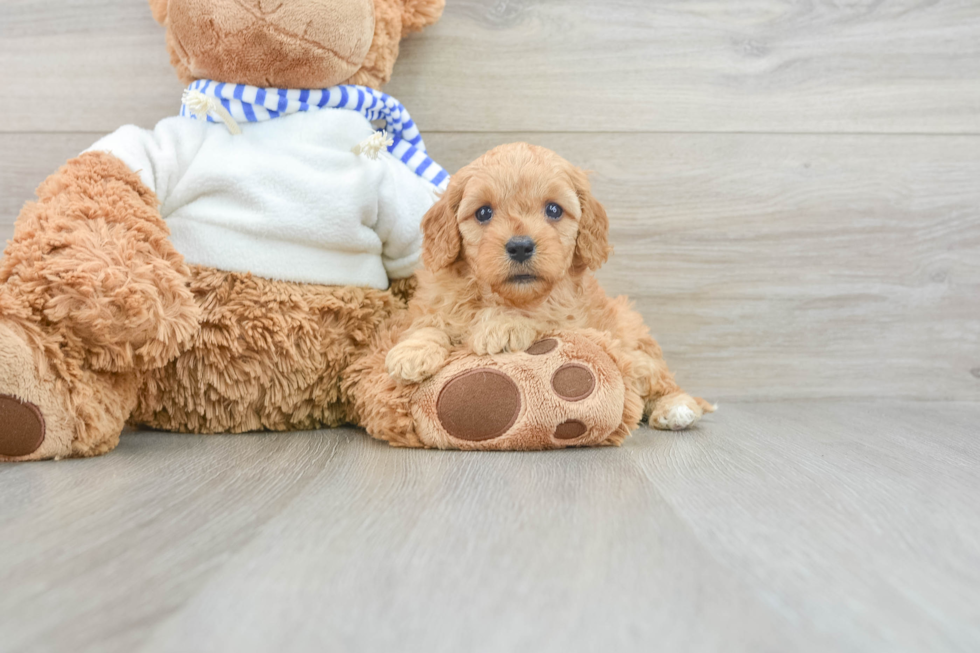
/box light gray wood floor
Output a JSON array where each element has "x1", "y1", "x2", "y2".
[{"x1": 1, "y1": 402, "x2": 978, "y2": 653}]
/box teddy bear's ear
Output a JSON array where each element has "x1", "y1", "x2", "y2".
[
  {"x1": 401, "y1": 0, "x2": 445, "y2": 33},
  {"x1": 148, "y1": 0, "x2": 169, "y2": 24}
]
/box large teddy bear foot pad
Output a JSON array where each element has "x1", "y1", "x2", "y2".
[
  {"x1": 0, "y1": 323, "x2": 75, "y2": 461},
  {"x1": 411, "y1": 332, "x2": 627, "y2": 450},
  {"x1": 0, "y1": 395, "x2": 45, "y2": 458}
]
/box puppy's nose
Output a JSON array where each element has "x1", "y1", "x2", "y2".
[{"x1": 506, "y1": 236, "x2": 536, "y2": 263}]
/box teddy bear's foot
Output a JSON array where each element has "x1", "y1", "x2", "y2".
[
  {"x1": 410, "y1": 331, "x2": 636, "y2": 450},
  {"x1": 0, "y1": 323, "x2": 76, "y2": 461}
]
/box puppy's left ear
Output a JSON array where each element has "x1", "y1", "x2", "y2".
[
  {"x1": 571, "y1": 169, "x2": 612, "y2": 272},
  {"x1": 421, "y1": 175, "x2": 465, "y2": 271}
]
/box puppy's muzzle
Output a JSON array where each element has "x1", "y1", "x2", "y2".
[{"x1": 506, "y1": 236, "x2": 536, "y2": 263}]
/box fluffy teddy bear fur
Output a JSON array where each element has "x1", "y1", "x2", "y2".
[
  {"x1": 153, "y1": 0, "x2": 442, "y2": 89},
  {"x1": 0, "y1": 151, "x2": 198, "y2": 459},
  {"x1": 0, "y1": 149, "x2": 417, "y2": 459},
  {"x1": 132, "y1": 266, "x2": 412, "y2": 434},
  {"x1": 0, "y1": 0, "x2": 444, "y2": 461}
]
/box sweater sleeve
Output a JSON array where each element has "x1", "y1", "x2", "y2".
[
  {"x1": 374, "y1": 155, "x2": 441, "y2": 279},
  {"x1": 84, "y1": 118, "x2": 209, "y2": 211}
]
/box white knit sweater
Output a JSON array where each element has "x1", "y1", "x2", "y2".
[{"x1": 86, "y1": 109, "x2": 439, "y2": 289}]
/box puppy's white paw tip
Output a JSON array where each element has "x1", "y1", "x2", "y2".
[{"x1": 665, "y1": 405, "x2": 696, "y2": 430}]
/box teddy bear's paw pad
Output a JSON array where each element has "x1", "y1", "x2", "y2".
[
  {"x1": 525, "y1": 338, "x2": 558, "y2": 355},
  {"x1": 412, "y1": 332, "x2": 626, "y2": 450},
  {"x1": 436, "y1": 369, "x2": 521, "y2": 441},
  {"x1": 551, "y1": 363, "x2": 596, "y2": 401},
  {"x1": 554, "y1": 419, "x2": 588, "y2": 440},
  {"x1": 0, "y1": 394, "x2": 46, "y2": 457}
]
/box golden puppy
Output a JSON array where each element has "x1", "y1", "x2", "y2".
[{"x1": 386, "y1": 143, "x2": 714, "y2": 430}]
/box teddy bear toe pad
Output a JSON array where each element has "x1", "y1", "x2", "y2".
[
  {"x1": 551, "y1": 363, "x2": 596, "y2": 401},
  {"x1": 525, "y1": 338, "x2": 558, "y2": 355},
  {"x1": 414, "y1": 333, "x2": 625, "y2": 450},
  {"x1": 0, "y1": 394, "x2": 46, "y2": 457},
  {"x1": 436, "y1": 369, "x2": 521, "y2": 441},
  {"x1": 554, "y1": 419, "x2": 589, "y2": 440}
]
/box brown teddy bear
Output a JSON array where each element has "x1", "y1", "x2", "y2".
[
  {"x1": 0, "y1": 0, "x2": 447, "y2": 460},
  {"x1": 0, "y1": 0, "x2": 641, "y2": 460}
]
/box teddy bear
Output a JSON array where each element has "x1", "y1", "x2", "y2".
[
  {"x1": 0, "y1": 0, "x2": 448, "y2": 460},
  {"x1": 0, "y1": 0, "x2": 644, "y2": 460}
]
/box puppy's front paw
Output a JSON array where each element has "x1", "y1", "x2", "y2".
[
  {"x1": 470, "y1": 318, "x2": 538, "y2": 356},
  {"x1": 386, "y1": 339, "x2": 449, "y2": 384},
  {"x1": 648, "y1": 392, "x2": 704, "y2": 431}
]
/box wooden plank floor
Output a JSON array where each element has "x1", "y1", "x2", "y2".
[{"x1": 0, "y1": 402, "x2": 977, "y2": 653}]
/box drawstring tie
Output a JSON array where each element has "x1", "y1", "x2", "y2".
[
  {"x1": 181, "y1": 89, "x2": 242, "y2": 135},
  {"x1": 351, "y1": 130, "x2": 394, "y2": 160}
]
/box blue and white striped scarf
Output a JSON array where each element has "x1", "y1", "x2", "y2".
[{"x1": 180, "y1": 79, "x2": 449, "y2": 191}]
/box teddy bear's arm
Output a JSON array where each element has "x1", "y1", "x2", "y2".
[
  {"x1": 0, "y1": 148, "x2": 204, "y2": 460},
  {"x1": 375, "y1": 157, "x2": 442, "y2": 280},
  {"x1": 1, "y1": 150, "x2": 201, "y2": 375}
]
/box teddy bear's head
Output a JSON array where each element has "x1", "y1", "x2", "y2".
[{"x1": 148, "y1": 0, "x2": 443, "y2": 90}]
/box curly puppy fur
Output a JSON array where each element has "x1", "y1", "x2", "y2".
[{"x1": 386, "y1": 143, "x2": 714, "y2": 431}]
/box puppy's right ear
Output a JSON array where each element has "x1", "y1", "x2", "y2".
[
  {"x1": 148, "y1": 0, "x2": 169, "y2": 24},
  {"x1": 421, "y1": 177, "x2": 464, "y2": 272}
]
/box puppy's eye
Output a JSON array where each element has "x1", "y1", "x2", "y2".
[
  {"x1": 475, "y1": 205, "x2": 493, "y2": 223},
  {"x1": 545, "y1": 202, "x2": 564, "y2": 220}
]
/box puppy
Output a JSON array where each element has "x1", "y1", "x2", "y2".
[{"x1": 386, "y1": 143, "x2": 714, "y2": 430}]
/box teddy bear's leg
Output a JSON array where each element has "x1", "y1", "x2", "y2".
[
  {"x1": 345, "y1": 322, "x2": 426, "y2": 447},
  {"x1": 0, "y1": 152, "x2": 200, "y2": 461},
  {"x1": 351, "y1": 329, "x2": 643, "y2": 450},
  {"x1": 132, "y1": 268, "x2": 406, "y2": 435}
]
